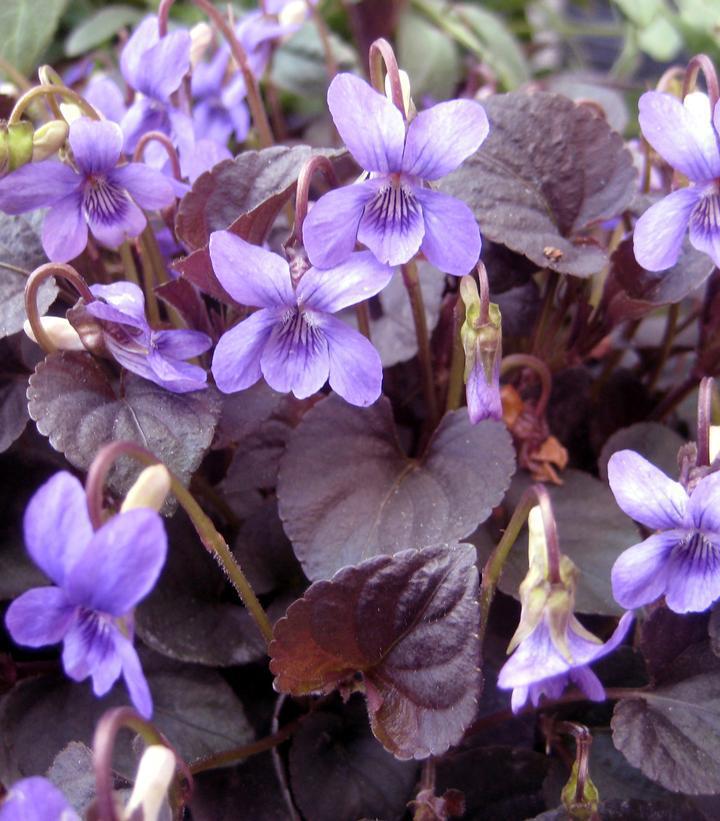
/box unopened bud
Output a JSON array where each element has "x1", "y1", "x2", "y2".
[
  {"x1": 31, "y1": 119, "x2": 68, "y2": 162},
  {"x1": 561, "y1": 760, "x2": 599, "y2": 820},
  {"x1": 190, "y1": 22, "x2": 213, "y2": 66},
  {"x1": 121, "y1": 465, "x2": 172, "y2": 513},
  {"x1": 0, "y1": 120, "x2": 34, "y2": 175},
  {"x1": 710, "y1": 426, "x2": 720, "y2": 465},
  {"x1": 279, "y1": 0, "x2": 310, "y2": 29},
  {"x1": 123, "y1": 744, "x2": 176, "y2": 821},
  {"x1": 23, "y1": 317, "x2": 85, "y2": 351},
  {"x1": 384, "y1": 69, "x2": 413, "y2": 119}
]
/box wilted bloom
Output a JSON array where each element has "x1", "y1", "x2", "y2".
[
  {"x1": 82, "y1": 282, "x2": 212, "y2": 393},
  {"x1": 209, "y1": 231, "x2": 392, "y2": 406},
  {"x1": 0, "y1": 777, "x2": 78, "y2": 821},
  {"x1": 0, "y1": 118, "x2": 175, "y2": 261},
  {"x1": 120, "y1": 15, "x2": 194, "y2": 161},
  {"x1": 634, "y1": 91, "x2": 720, "y2": 270},
  {"x1": 459, "y1": 275, "x2": 502, "y2": 423},
  {"x1": 302, "y1": 73, "x2": 488, "y2": 274},
  {"x1": 608, "y1": 449, "x2": 720, "y2": 613},
  {"x1": 5, "y1": 472, "x2": 167, "y2": 718},
  {"x1": 498, "y1": 507, "x2": 633, "y2": 712}
]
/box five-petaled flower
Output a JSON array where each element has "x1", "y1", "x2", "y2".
[
  {"x1": 302, "y1": 73, "x2": 488, "y2": 275},
  {"x1": 4, "y1": 472, "x2": 167, "y2": 718},
  {"x1": 634, "y1": 91, "x2": 720, "y2": 270},
  {"x1": 608, "y1": 450, "x2": 720, "y2": 613},
  {"x1": 84, "y1": 282, "x2": 212, "y2": 394},
  {"x1": 209, "y1": 231, "x2": 393, "y2": 406},
  {"x1": 0, "y1": 777, "x2": 79, "y2": 821},
  {"x1": 0, "y1": 118, "x2": 175, "y2": 262}
]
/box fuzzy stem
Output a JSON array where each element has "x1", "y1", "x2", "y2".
[
  {"x1": 93, "y1": 706, "x2": 192, "y2": 821},
  {"x1": 402, "y1": 261, "x2": 439, "y2": 425},
  {"x1": 698, "y1": 376, "x2": 715, "y2": 466},
  {"x1": 24, "y1": 263, "x2": 94, "y2": 354},
  {"x1": 478, "y1": 484, "x2": 557, "y2": 651},
  {"x1": 368, "y1": 38, "x2": 405, "y2": 114},
  {"x1": 500, "y1": 353, "x2": 552, "y2": 418},
  {"x1": 683, "y1": 53, "x2": 720, "y2": 109},
  {"x1": 84, "y1": 441, "x2": 274, "y2": 645},
  {"x1": 133, "y1": 131, "x2": 183, "y2": 182},
  {"x1": 8, "y1": 84, "x2": 100, "y2": 125},
  {"x1": 445, "y1": 292, "x2": 466, "y2": 413},
  {"x1": 189, "y1": 0, "x2": 275, "y2": 147}
]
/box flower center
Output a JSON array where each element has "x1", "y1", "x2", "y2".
[
  {"x1": 83, "y1": 175, "x2": 128, "y2": 225},
  {"x1": 363, "y1": 178, "x2": 420, "y2": 234},
  {"x1": 690, "y1": 188, "x2": 720, "y2": 240},
  {"x1": 681, "y1": 530, "x2": 717, "y2": 563}
]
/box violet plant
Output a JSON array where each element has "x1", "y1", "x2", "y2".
[{"x1": 2, "y1": 2, "x2": 720, "y2": 818}]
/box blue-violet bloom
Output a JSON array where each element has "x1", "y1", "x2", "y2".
[
  {"x1": 0, "y1": 118, "x2": 175, "y2": 262},
  {"x1": 209, "y1": 231, "x2": 393, "y2": 406},
  {"x1": 302, "y1": 73, "x2": 488, "y2": 275},
  {"x1": 0, "y1": 777, "x2": 78, "y2": 821},
  {"x1": 634, "y1": 91, "x2": 720, "y2": 270},
  {"x1": 4, "y1": 472, "x2": 167, "y2": 718},
  {"x1": 86, "y1": 282, "x2": 212, "y2": 393},
  {"x1": 608, "y1": 449, "x2": 720, "y2": 613}
]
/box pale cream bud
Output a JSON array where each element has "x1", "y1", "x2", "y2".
[
  {"x1": 190, "y1": 22, "x2": 213, "y2": 66},
  {"x1": 710, "y1": 426, "x2": 720, "y2": 465},
  {"x1": 32, "y1": 119, "x2": 69, "y2": 162},
  {"x1": 121, "y1": 465, "x2": 172, "y2": 513},
  {"x1": 384, "y1": 69, "x2": 413, "y2": 118},
  {"x1": 123, "y1": 745, "x2": 176, "y2": 821},
  {"x1": 23, "y1": 317, "x2": 85, "y2": 351},
  {"x1": 279, "y1": 0, "x2": 310, "y2": 28}
]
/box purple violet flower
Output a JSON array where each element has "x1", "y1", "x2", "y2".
[
  {"x1": 302, "y1": 74, "x2": 488, "y2": 275},
  {"x1": 119, "y1": 15, "x2": 194, "y2": 163},
  {"x1": 498, "y1": 612, "x2": 633, "y2": 712},
  {"x1": 608, "y1": 450, "x2": 720, "y2": 613},
  {"x1": 0, "y1": 118, "x2": 175, "y2": 262},
  {"x1": 634, "y1": 91, "x2": 720, "y2": 270},
  {"x1": 191, "y1": 46, "x2": 251, "y2": 146},
  {"x1": 86, "y1": 282, "x2": 212, "y2": 393},
  {"x1": 209, "y1": 231, "x2": 393, "y2": 406},
  {"x1": 4, "y1": 472, "x2": 167, "y2": 719},
  {"x1": 0, "y1": 777, "x2": 78, "y2": 821}
]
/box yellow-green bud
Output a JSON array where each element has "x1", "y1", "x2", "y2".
[
  {"x1": 31, "y1": 119, "x2": 68, "y2": 162},
  {"x1": 561, "y1": 760, "x2": 599, "y2": 820},
  {"x1": 121, "y1": 465, "x2": 172, "y2": 513},
  {"x1": 0, "y1": 121, "x2": 34, "y2": 175},
  {"x1": 459, "y1": 274, "x2": 502, "y2": 387}
]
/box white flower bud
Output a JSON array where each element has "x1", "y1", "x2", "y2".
[
  {"x1": 384, "y1": 69, "x2": 412, "y2": 118},
  {"x1": 121, "y1": 465, "x2": 172, "y2": 513},
  {"x1": 279, "y1": 0, "x2": 310, "y2": 28},
  {"x1": 190, "y1": 22, "x2": 213, "y2": 66},
  {"x1": 710, "y1": 426, "x2": 720, "y2": 465},
  {"x1": 31, "y1": 120, "x2": 69, "y2": 162},
  {"x1": 23, "y1": 317, "x2": 85, "y2": 351},
  {"x1": 123, "y1": 745, "x2": 176, "y2": 821}
]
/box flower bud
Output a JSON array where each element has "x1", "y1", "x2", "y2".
[
  {"x1": 460, "y1": 275, "x2": 502, "y2": 423},
  {"x1": 561, "y1": 760, "x2": 599, "y2": 820},
  {"x1": 123, "y1": 745, "x2": 176, "y2": 821},
  {"x1": 31, "y1": 119, "x2": 69, "y2": 162},
  {"x1": 710, "y1": 425, "x2": 720, "y2": 465},
  {"x1": 23, "y1": 317, "x2": 86, "y2": 351},
  {"x1": 384, "y1": 69, "x2": 414, "y2": 119},
  {"x1": 0, "y1": 120, "x2": 34, "y2": 175},
  {"x1": 279, "y1": 0, "x2": 310, "y2": 28},
  {"x1": 121, "y1": 465, "x2": 172, "y2": 513},
  {"x1": 190, "y1": 22, "x2": 213, "y2": 66}
]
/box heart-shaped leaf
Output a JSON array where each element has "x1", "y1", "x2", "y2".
[
  {"x1": 440, "y1": 92, "x2": 635, "y2": 277},
  {"x1": 269, "y1": 544, "x2": 481, "y2": 760},
  {"x1": 27, "y1": 351, "x2": 220, "y2": 498},
  {"x1": 277, "y1": 395, "x2": 515, "y2": 580},
  {"x1": 598, "y1": 422, "x2": 685, "y2": 483}
]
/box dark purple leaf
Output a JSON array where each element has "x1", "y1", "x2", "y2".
[
  {"x1": 440, "y1": 92, "x2": 635, "y2": 277},
  {"x1": 277, "y1": 395, "x2": 515, "y2": 580},
  {"x1": 155, "y1": 277, "x2": 214, "y2": 337},
  {"x1": 46, "y1": 742, "x2": 96, "y2": 817},
  {"x1": 175, "y1": 145, "x2": 343, "y2": 251},
  {"x1": 269, "y1": 544, "x2": 481, "y2": 760},
  {"x1": 639, "y1": 607, "x2": 709, "y2": 684},
  {"x1": 0, "y1": 211, "x2": 56, "y2": 338},
  {"x1": 597, "y1": 422, "x2": 685, "y2": 483},
  {"x1": 0, "y1": 376, "x2": 29, "y2": 453},
  {"x1": 288, "y1": 700, "x2": 417, "y2": 821},
  {"x1": 27, "y1": 351, "x2": 220, "y2": 498},
  {"x1": 215, "y1": 381, "x2": 287, "y2": 449}
]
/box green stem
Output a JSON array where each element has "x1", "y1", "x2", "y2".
[
  {"x1": 445, "y1": 291, "x2": 466, "y2": 413},
  {"x1": 189, "y1": 719, "x2": 300, "y2": 774},
  {"x1": 119, "y1": 241, "x2": 141, "y2": 289},
  {"x1": 135, "y1": 231, "x2": 162, "y2": 325},
  {"x1": 9, "y1": 84, "x2": 100, "y2": 124},
  {"x1": 85, "y1": 442, "x2": 274, "y2": 646},
  {"x1": 0, "y1": 54, "x2": 31, "y2": 91},
  {"x1": 402, "y1": 261, "x2": 439, "y2": 426}
]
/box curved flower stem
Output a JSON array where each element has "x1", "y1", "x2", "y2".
[
  {"x1": 85, "y1": 441, "x2": 274, "y2": 645},
  {"x1": 368, "y1": 38, "x2": 405, "y2": 115},
  {"x1": 656, "y1": 64, "x2": 685, "y2": 94},
  {"x1": 189, "y1": 721, "x2": 301, "y2": 774},
  {"x1": 683, "y1": 53, "x2": 720, "y2": 109},
  {"x1": 402, "y1": 260, "x2": 439, "y2": 426},
  {"x1": 134, "y1": 231, "x2": 163, "y2": 325},
  {"x1": 478, "y1": 483, "x2": 558, "y2": 651},
  {"x1": 445, "y1": 291, "x2": 466, "y2": 413},
  {"x1": 8, "y1": 84, "x2": 100, "y2": 125},
  {"x1": 133, "y1": 131, "x2": 183, "y2": 183},
  {"x1": 37, "y1": 66, "x2": 65, "y2": 121},
  {"x1": 697, "y1": 376, "x2": 715, "y2": 466},
  {"x1": 291, "y1": 155, "x2": 339, "y2": 246},
  {"x1": 24, "y1": 263, "x2": 94, "y2": 354},
  {"x1": 500, "y1": 353, "x2": 552, "y2": 418},
  {"x1": 188, "y1": 0, "x2": 275, "y2": 148},
  {"x1": 556, "y1": 721, "x2": 593, "y2": 806},
  {"x1": 93, "y1": 706, "x2": 193, "y2": 821}
]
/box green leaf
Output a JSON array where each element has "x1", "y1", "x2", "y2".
[
  {"x1": 598, "y1": 422, "x2": 685, "y2": 483},
  {"x1": 65, "y1": 5, "x2": 142, "y2": 57},
  {"x1": 0, "y1": 0, "x2": 68, "y2": 76},
  {"x1": 397, "y1": 11, "x2": 462, "y2": 102}
]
